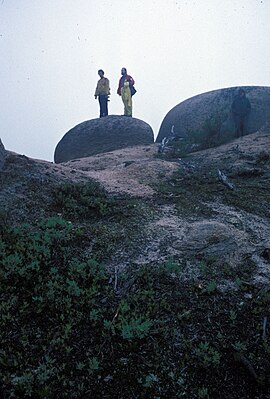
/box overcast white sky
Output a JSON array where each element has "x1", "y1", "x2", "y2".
[{"x1": 0, "y1": 0, "x2": 269, "y2": 161}]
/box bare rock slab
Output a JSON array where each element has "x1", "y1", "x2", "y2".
[{"x1": 54, "y1": 115, "x2": 154, "y2": 163}]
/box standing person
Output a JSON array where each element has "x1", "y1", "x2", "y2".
[
  {"x1": 94, "y1": 69, "x2": 110, "y2": 117},
  {"x1": 231, "y1": 88, "x2": 251, "y2": 137},
  {"x1": 117, "y1": 67, "x2": 136, "y2": 117}
]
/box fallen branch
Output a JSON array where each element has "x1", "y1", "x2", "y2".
[
  {"x1": 114, "y1": 266, "x2": 118, "y2": 292},
  {"x1": 158, "y1": 137, "x2": 169, "y2": 153},
  {"x1": 218, "y1": 169, "x2": 235, "y2": 190},
  {"x1": 263, "y1": 316, "x2": 267, "y2": 339},
  {"x1": 234, "y1": 352, "x2": 258, "y2": 382}
]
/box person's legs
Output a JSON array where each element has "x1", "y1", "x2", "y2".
[
  {"x1": 234, "y1": 115, "x2": 241, "y2": 137},
  {"x1": 102, "y1": 95, "x2": 108, "y2": 116},
  {"x1": 126, "y1": 95, "x2": 132, "y2": 116},
  {"x1": 98, "y1": 96, "x2": 103, "y2": 117},
  {"x1": 98, "y1": 95, "x2": 108, "y2": 117},
  {"x1": 121, "y1": 87, "x2": 132, "y2": 116},
  {"x1": 123, "y1": 99, "x2": 132, "y2": 116},
  {"x1": 239, "y1": 118, "x2": 244, "y2": 137},
  {"x1": 123, "y1": 97, "x2": 128, "y2": 115},
  {"x1": 242, "y1": 115, "x2": 249, "y2": 136},
  {"x1": 104, "y1": 97, "x2": 108, "y2": 116}
]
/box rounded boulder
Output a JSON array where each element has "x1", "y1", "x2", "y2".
[
  {"x1": 54, "y1": 115, "x2": 154, "y2": 163},
  {"x1": 0, "y1": 139, "x2": 6, "y2": 170},
  {"x1": 156, "y1": 86, "x2": 270, "y2": 146}
]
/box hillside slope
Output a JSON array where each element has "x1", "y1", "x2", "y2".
[
  {"x1": 1, "y1": 131, "x2": 270, "y2": 283},
  {"x1": 1, "y1": 131, "x2": 270, "y2": 398}
]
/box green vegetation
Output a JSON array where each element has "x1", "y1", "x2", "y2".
[
  {"x1": 50, "y1": 182, "x2": 151, "y2": 261},
  {"x1": 153, "y1": 162, "x2": 270, "y2": 219},
  {"x1": 153, "y1": 166, "x2": 218, "y2": 217},
  {"x1": 51, "y1": 181, "x2": 144, "y2": 221},
  {"x1": 1, "y1": 145, "x2": 270, "y2": 399},
  {"x1": 1, "y1": 214, "x2": 270, "y2": 398}
]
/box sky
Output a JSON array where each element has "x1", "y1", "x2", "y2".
[{"x1": 0, "y1": 0, "x2": 269, "y2": 161}]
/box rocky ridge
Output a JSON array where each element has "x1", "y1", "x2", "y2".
[{"x1": 1, "y1": 130, "x2": 270, "y2": 398}]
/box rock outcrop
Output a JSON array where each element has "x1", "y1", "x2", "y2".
[
  {"x1": 0, "y1": 139, "x2": 6, "y2": 170},
  {"x1": 54, "y1": 115, "x2": 154, "y2": 163},
  {"x1": 156, "y1": 86, "x2": 270, "y2": 147},
  {"x1": 1, "y1": 131, "x2": 270, "y2": 288}
]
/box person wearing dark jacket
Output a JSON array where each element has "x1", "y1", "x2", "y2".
[{"x1": 231, "y1": 89, "x2": 251, "y2": 137}]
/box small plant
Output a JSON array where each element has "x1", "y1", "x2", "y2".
[
  {"x1": 200, "y1": 261, "x2": 208, "y2": 276},
  {"x1": 161, "y1": 258, "x2": 183, "y2": 274},
  {"x1": 119, "y1": 317, "x2": 152, "y2": 340},
  {"x1": 198, "y1": 386, "x2": 209, "y2": 398},
  {"x1": 232, "y1": 341, "x2": 247, "y2": 353},
  {"x1": 139, "y1": 373, "x2": 159, "y2": 388},
  {"x1": 229, "y1": 310, "x2": 237, "y2": 323},
  {"x1": 235, "y1": 277, "x2": 243, "y2": 289},
  {"x1": 206, "y1": 280, "x2": 217, "y2": 294},
  {"x1": 88, "y1": 357, "x2": 99, "y2": 372},
  {"x1": 194, "y1": 342, "x2": 221, "y2": 368},
  {"x1": 11, "y1": 372, "x2": 35, "y2": 396}
]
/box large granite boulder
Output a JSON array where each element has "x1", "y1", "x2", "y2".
[
  {"x1": 156, "y1": 86, "x2": 270, "y2": 148},
  {"x1": 0, "y1": 139, "x2": 6, "y2": 170},
  {"x1": 54, "y1": 115, "x2": 154, "y2": 163}
]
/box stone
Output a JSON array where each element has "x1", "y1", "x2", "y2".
[
  {"x1": 0, "y1": 139, "x2": 6, "y2": 170},
  {"x1": 54, "y1": 115, "x2": 154, "y2": 163},
  {"x1": 156, "y1": 86, "x2": 270, "y2": 149}
]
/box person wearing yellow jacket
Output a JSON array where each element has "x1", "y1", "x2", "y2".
[
  {"x1": 94, "y1": 69, "x2": 110, "y2": 117},
  {"x1": 117, "y1": 68, "x2": 135, "y2": 117}
]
